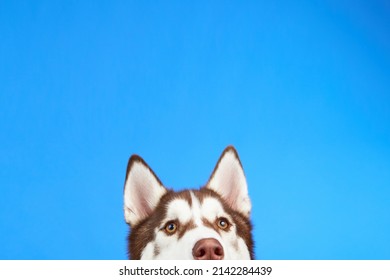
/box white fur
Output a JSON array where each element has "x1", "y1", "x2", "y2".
[{"x1": 166, "y1": 199, "x2": 192, "y2": 224}]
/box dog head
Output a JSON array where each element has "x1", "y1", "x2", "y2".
[{"x1": 123, "y1": 146, "x2": 253, "y2": 259}]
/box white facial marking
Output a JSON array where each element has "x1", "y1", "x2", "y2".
[
  {"x1": 140, "y1": 242, "x2": 156, "y2": 259},
  {"x1": 165, "y1": 199, "x2": 192, "y2": 224},
  {"x1": 201, "y1": 197, "x2": 226, "y2": 222}
]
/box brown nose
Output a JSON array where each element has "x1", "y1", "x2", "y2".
[{"x1": 192, "y1": 238, "x2": 224, "y2": 260}]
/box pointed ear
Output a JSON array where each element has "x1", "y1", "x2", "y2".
[
  {"x1": 123, "y1": 155, "x2": 167, "y2": 227},
  {"x1": 205, "y1": 146, "x2": 251, "y2": 217}
]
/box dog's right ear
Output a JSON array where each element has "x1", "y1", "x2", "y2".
[{"x1": 123, "y1": 155, "x2": 167, "y2": 227}]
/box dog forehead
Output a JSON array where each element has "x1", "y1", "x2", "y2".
[
  {"x1": 192, "y1": 191, "x2": 227, "y2": 221},
  {"x1": 165, "y1": 197, "x2": 192, "y2": 223},
  {"x1": 201, "y1": 197, "x2": 226, "y2": 220},
  {"x1": 164, "y1": 191, "x2": 226, "y2": 222}
]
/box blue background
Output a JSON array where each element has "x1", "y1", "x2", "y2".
[{"x1": 1, "y1": 1, "x2": 389, "y2": 260}]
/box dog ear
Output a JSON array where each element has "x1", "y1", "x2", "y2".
[
  {"x1": 123, "y1": 155, "x2": 167, "y2": 226},
  {"x1": 206, "y1": 146, "x2": 251, "y2": 217}
]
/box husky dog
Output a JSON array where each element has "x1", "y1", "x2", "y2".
[{"x1": 123, "y1": 146, "x2": 254, "y2": 260}]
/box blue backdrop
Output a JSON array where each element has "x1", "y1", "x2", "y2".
[{"x1": 1, "y1": 0, "x2": 389, "y2": 259}]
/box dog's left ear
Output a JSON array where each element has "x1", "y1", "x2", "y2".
[{"x1": 206, "y1": 146, "x2": 251, "y2": 218}]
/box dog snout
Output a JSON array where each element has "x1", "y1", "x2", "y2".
[{"x1": 192, "y1": 238, "x2": 224, "y2": 260}]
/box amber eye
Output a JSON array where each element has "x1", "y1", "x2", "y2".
[
  {"x1": 217, "y1": 217, "x2": 229, "y2": 230},
  {"x1": 164, "y1": 221, "x2": 177, "y2": 234}
]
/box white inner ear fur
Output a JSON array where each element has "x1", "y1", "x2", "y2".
[
  {"x1": 206, "y1": 148, "x2": 251, "y2": 217},
  {"x1": 124, "y1": 160, "x2": 167, "y2": 226}
]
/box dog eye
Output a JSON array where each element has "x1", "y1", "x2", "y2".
[
  {"x1": 217, "y1": 217, "x2": 229, "y2": 230},
  {"x1": 164, "y1": 221, "x2": 178, "y2": 234}
]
